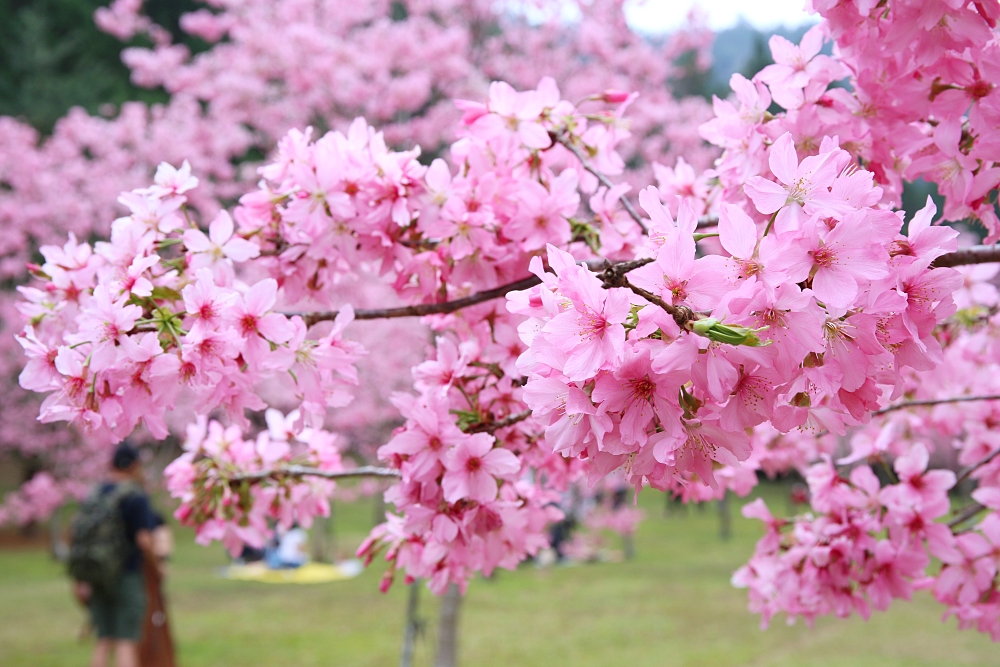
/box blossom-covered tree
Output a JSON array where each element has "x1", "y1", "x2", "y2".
[
  {"x1": 0, "y1": 0, "x2": 715, "y2": 520},
  {"x1": 11, "y1": 0, "x2": 1000, "y2": 645}
]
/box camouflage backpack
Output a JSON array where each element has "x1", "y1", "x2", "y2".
[{"x1": 67, "y1": 482, "x2": 138, "y2": 595}]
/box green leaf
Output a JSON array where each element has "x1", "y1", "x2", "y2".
[{"x1": 151, "y1": 285, "x2": 183, "y2": 302}]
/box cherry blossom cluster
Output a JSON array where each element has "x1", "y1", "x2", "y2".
[
  {"x1": 98, "y1": 0, "x2": 716, "y2": 170},
  {"x1": 233, "y1": 77, "x2": 641, "y2": 309},
  {"x1": 711, "y1": 250, "x2": 1000, "y2": 639},
  {"x1": 733, "y1": 447, "x2": 954, "y2": 627},
  {"x1": 693, "y1": 3, "x2": 1000, "y2": 237},
  {"x1": 358, "y1": 351, "x2": 563, "y2": 594},
  {"x1": 163, "y1": 412, "x2": 346, "y2": 554},
  {"x1": 16, "y1": 165, "x2": 364, "y2": 443},
  {"x1": 639, "y1": 8, "x2": 1000, "y2": 636},
  {"x1": 734, "y1": 442, "x2": 1000, "y2": 641},
  {"x1": 0, "y1": 472, "x2": 86, "y2": 527},
  {"x1": 514, "y1": 144, "x2": 961, "y2": 493}
]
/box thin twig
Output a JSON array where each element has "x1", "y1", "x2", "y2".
[
  {"x1": 947, "y1": 502, "x2": 986, "y2": 529},
  {"x1": 597, "y1": 258, "x2": 698, "y2": 328},
  {"x1": 873, "y1": 394, "x2": 1000, "y2": 416},
  {"x1": 296, "y1": 275, "x2": 543, "y2": 326},
  {"x1": 932, "y1": 246, "x2": 1000, "y2": 268},
  {"x1": 225, "y1": 465, "x2": 400, "y2": 483},
  {"x1": 553, "y1": 133, "x2": 648, "y2": 234},
  {"x1": 465, "y1": 409, "x2": 533, "y2": 434},
  {"x1": 956, "y1": 449, "x2": 1000, "y2": 486}
]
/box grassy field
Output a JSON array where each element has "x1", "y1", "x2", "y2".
[{"x1": 0, "y1": 485, "x2": 996, "y2": 667}]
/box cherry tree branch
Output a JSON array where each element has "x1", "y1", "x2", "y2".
[
  {"x1": 597, "y1": 257, "x2": 698, "y2": 328},
  {"x1": 947, "y1": 502, "x2": 986, "y2": 529},
  {"x1": 291, "y1": 258, "x2": 637, "y2": 325},
  {"x1": 932, "y1": 246, "x2": 1000, "y2": 268},
  {"x1": 286, "y1": 246, "x2": 999, "y2": 328},
  {"x1": 225, "y1": 465, "x2": 400, "y2": 483},
  {"x1": 873, "y1": 394, "x2": 1000, "y2": 416},
  {"x1": 956, "y1": 448, "x2": 1000, "y2": 486},
  {"x1": 297, "y1": 275, "x2": 544, "y2": 326},
  {"x1": 465, "y1": 409, "x2": 533, "y2": 434}
]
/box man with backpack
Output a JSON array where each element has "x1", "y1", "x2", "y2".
[{"x1": 69, "y1": 443, "x2": 159, "y2": 667}]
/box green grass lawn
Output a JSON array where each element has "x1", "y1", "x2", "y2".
[{"x1": 1, "y1": 484, "x2": 996, "y2": 666}]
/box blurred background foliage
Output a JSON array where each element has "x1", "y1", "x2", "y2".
[
  {"x1": 0, "y1": 0, "x2": 202, "y2": 133},
  {"x1": 1, "y1": 0, "x2": 800, "y2": 134},
  {"x1": 0, "y1": 2, "x2": 944, "y2": 217}
]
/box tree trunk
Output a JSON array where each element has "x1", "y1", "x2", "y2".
[
  {"x1": 434, "y1": 583, "x2": 462, "y2": 667},
  {"x1": 312, "y1": 503, "x2": 334, "y2": 562},
  {"x1": 718, "y1": 491, "x2": 731, "y2": 541},
  {"x1": 399, "y1": 581, "x2": 421, "y2": 667},
  {"x1": 622, "y1": 532, "x2": 635, "y2": 560},
  {"x1": 49, "y1": 505, "x2": 68, "y2": 562},
  {"x1": 373, "y1": 490, "x2": 386, "y2": 527}
]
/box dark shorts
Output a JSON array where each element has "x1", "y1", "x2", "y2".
[{"x1": 88, "y1": 571, "x2": 146, "y2": 640}]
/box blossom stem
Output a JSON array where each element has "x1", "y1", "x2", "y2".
[
  {"x1": 872, "y1": 394, "x2": 1000, "y2": 416},
  {"x1": 552, "y1": 132, "x2": 718, "y2": 233},
  {"x1": 553, "y1": 132, "x2": 648, "y2": 234},
  {"x1": 761, "y1": 210, "x2": 778, "y2": 239}
]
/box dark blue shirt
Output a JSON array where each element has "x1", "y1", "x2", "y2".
[{"x1": 99, "y1": 482, "x2": 155, "y2": 572}]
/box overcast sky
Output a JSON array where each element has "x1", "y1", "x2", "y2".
[{"x1": 625, "y1": 0, "x2": 816, "y2": 32}]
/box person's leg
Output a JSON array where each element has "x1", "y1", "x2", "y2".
[
  {"x1": 113, "y1": 640, "x2": 139, "y2": 667},
  {"x1": 90, "y1": 638, "x2": 112, "y2": 667},
  {"x1": 111, "y1": 571, "x2": 147, "y2": 660},
  {"x1": 89, "y1": 591, "x2": 115, "y2": 667}
]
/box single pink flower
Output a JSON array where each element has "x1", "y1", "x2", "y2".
[
  {"x1": 744, "y1": 133, "x2": 853, "y2": 232},
  {"x1": 442, "y1": 434, "x2": 520, "y2": 503}
]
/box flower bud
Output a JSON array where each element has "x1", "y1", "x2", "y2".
[
  {"x1": 601, "y1": 90, "x2": 631, "y2": 104},
  {"x1": 689, "y1": 318, "x2": 768, "y2": 347}
]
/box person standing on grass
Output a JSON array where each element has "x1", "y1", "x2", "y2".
[{"x1": 69, "y1": 443, "x2": 159, "y2": 667}]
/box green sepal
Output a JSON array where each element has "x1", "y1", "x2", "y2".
[{"x1": 689, "y1": 318, "x2": 770, "y2": 347}]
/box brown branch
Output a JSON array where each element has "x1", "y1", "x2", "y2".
[
  {"x1": 290, "y1": 259, "x2": 620, "y2": 325},
  {"x1": 553, "y1": 133, "x2": 648, "y2": 234},
  {"x1": 225, "y1": 465, "x2": 400, "y2": 483},
  {"x1": 933, "y1": 246, "x2": 1000, "y2": 268},
  {"x1": 956, "y1": 448, "x2": 1000, "y2": 487},
  {"x1": 296, "y1": 275, "x2": 543, "y2": 326},
  {"x1": 597, "y1": 258, "x2": 698, "y2": 329},
  {"x1": 947, "y1": 502, "x2": 986, "y2": 529},
  {"x1": 465, "y1": 409, "x2": 533, "y2": 434},
  {"x1": 873, "y1": 394, "x2": 1000, "y2": 416}
]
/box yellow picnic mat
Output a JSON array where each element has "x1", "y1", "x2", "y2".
[{"x1": 223, "y1": 560, "x2": 363, "y2": 584}]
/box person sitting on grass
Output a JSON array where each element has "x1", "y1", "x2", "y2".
[
  {"x1": 69, "y1": 443, "x2": 159, "y2": 667},
  {"x1": 265, "y1": 525, "x2": 309, "y2": 569}
]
